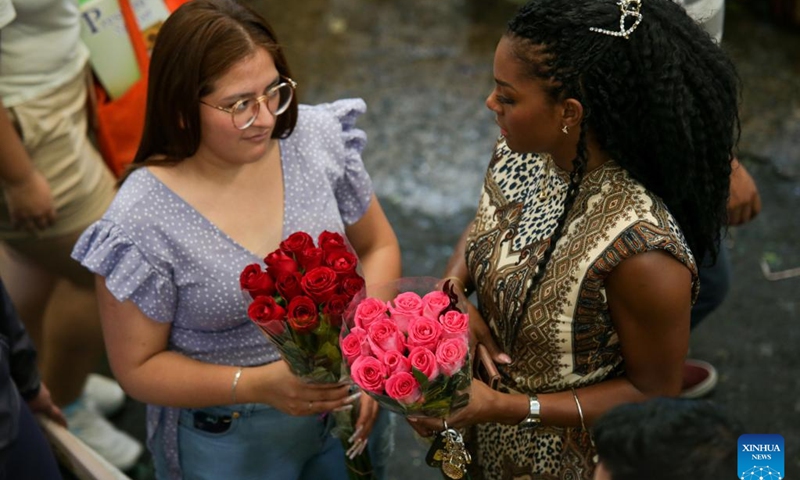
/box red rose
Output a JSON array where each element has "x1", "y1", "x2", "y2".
[
  {"x1": 247, "y1": 296, "x2": 286, "y2": 336},
  {"x1": 322, "y1": 293, "x2": 350, "y2": 328},
  {"x1": 280, "y1": 232, "x2": 314, "y2": 256},
  {"x1": 324, "y1": 250, "x2": 358, "y2": 277},
  {"x1": 264, "y1": 250, "x2": 299, "y2": 280},
  {"x1": 297, "y1": 247, "x2": 324, "y2": 271},
  {"x1": 276, "y1": 272, "x2": 304, "y2": 301},
  {"x1": 300, "y1": 266, "x2": 339, "y2": 303},
  {"x1": 341, "y1": 274, "x2": 365, "y2": 298},
  {"x1": 240, "y1": 264, "x2": 276, "y2": 299},
  {"x1": 287, "y1": 296, "x2": 319, "y2": 333},
  {"x1": 318, "y1": 231, "x2": 348, "y2": 252}
]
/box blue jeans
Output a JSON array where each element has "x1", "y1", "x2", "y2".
[
  {"x1": 153, "y1": 403, "x2": 394, "y2": 480},
  {"x1": 691, "y1": 244, "x2": 732, "y2": 330}
]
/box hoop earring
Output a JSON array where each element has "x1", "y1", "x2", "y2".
[{"x1": 561, "y1": 125, "x2": 569, "y2": 135}]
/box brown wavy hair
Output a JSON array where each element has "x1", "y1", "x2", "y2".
[{"x1": 120, "y1": 0, "x2": 298, "y2": 184}]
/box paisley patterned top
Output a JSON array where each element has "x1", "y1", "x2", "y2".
[{"x1": 465, "y1": 138, "x2": 698, "y2": 480}]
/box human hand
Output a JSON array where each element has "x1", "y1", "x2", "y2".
[
  {"x1": 256, "y1": 361, "x2": 358, "y2": 416},
  {"x1": 345, "y1": 392, "x2": 379, "y2": 459},
  {"x1": 727, "y1": 158, "x2": 761, "y2": 226},
  {"x1": 2, "y1": 170, "x2": 56, "y2": 231},
  {"x1": 407, "y1": 380, "x2": 500, "y2": 436},
  {"x1": 27, "y1": 383, "x2": 67, "y2": 428},
  {"x1": 467, "y1": 300, "x2": 511, "y2": 365}
]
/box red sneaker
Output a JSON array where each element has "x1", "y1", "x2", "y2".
[{"x1": 680, "y1": 359, "x2": 718, "y2": 398}]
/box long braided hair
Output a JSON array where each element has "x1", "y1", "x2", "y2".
[{"x1": 502, "y1": 0, "x2": 739, "y2": 345}]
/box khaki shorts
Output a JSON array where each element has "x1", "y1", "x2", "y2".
[{"x1": 0, "y1": 71, "x2": 115, "y2": 241}]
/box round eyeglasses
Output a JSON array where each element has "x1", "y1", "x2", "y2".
[{"x1": 200, "y1": 77, "x2": 297, "y2": 130}]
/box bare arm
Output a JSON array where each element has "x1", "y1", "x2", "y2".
[
  {"x1": 413, "y1": 250, "x2": 692, "y2": 431},
  {"x1": 96, "y1": 276, "x2": 354, "y2": 415},
  {"x1": 727, "y1": 157, "x2": 761, "y2": 226},
  {"x1": 345, "y1": 194, "x2": 402, "y2": 290}
]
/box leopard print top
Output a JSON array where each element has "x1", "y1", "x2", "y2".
[{"x1": 465, "y1": 138, "x2": 698, "y2": 480}]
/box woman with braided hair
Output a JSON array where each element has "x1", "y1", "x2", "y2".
[{"x1": 410, "y1": 0, "x2": 740, "y2": 478}]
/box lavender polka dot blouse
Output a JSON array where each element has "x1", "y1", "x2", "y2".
[{"x1": 72, "y1": 99, "x2": 373, "y2": 479}]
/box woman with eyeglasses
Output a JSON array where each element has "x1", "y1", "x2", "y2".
[{"x1": 71, "y1": 0, "x2": 401, "y2": 478}]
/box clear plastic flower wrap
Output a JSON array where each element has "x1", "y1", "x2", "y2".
[
  {"x1": 240, "y1": 230, "x2": 374, "y2": 479},
  {"x1": 341, "y1": 277, "x2": 471, "y2": 418}
]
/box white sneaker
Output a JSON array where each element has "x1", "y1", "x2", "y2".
[
  {"x1": 65, "y1": 400, "x2": 143, "y2": 471},
  {"x1": 83, "y1": 373, "x2": 126, "y2": 417}
]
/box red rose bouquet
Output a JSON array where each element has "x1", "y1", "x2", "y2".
[
  {"x1": 240, "y1": 230, "x2": 373, "y2": 479},
  {"x1": 341, "y1": 277, "x2": 471, "y2": 418}
]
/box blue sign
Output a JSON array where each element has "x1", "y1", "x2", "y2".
[{"x1": 738, "y1": 434, "x2": 784, "y2": 479}]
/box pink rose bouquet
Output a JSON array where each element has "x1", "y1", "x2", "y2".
[
  {"x1": 240, "y1": 230, "x2": 373, "y2": 480},
  {"x1": 341, "y1": 277, "x2": 471, "y2": 418}
]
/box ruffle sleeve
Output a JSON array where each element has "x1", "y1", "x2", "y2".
[
  {"x1": 325, "y1": 98, "x2": 373, "y2": 225},
  {"x1": 72, "y1": 219, "x2": 177, "y2": 323}
]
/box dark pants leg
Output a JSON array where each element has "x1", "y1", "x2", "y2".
[
  {"x1": 0, "y1": 401, "x2": 63, "y2": 480},
  {"x1": 691, "y1": 244, "x2": 732, "y2": 330}
]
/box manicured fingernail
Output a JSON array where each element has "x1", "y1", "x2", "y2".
[
  {"x1": 333, "y1": 405, "x2": 353, "y2": 413},
  {"x1": 407, "y1": 417, "x2": 418, "y2": 422},
  {"x1": 345, "y1": 391, "x2": 362, "y2": 404},
  {"x1": 348, "y1": 425, "x2": 363, "y2": 443},
  {"x1": 354, "y1": 439, "x2": 368, "y2": 457},
  {"x1": 346, "y1": 438, "x2": 363, "y2": 457},
  {"x1": 347, "y1": 439, "x2": 368, "y2": 459},
  {"x1": 499, "y1": 354, "x2": 512, "y2": 364}
]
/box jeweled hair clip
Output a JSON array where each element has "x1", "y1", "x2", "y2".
[{"x1": 589, "y1": 0, "x2": 643, "y2": 39}]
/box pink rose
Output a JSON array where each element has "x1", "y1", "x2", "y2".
[
  {"x1": 350, "y1": 356, "x2": 387, "y2": 395},
  {"x1": 435, "y1": 337, "x2": 468, "y2": 376},
  {"x1": 341, "y1": 327, "x2": 368, "y2": 365},
  {"x1": 354, "y1": 297, "x2": 389, "y2": 331},
  {"x1": 406, "y1": 317, "x2": 443, "y2": 351},
  {"x1": 439, "y1": 310, "x2": 469, "y2": 341},
  {"x1": 367, "y1": 319, "x2": 406, "y2": 360},
  {"x1": 382, "y1": 350, "x2": 411, "y2": 375},
  {"x1": 384, "y1": 372, "x2": 422, "y2": 405},
  {"x1": 408, "y1": 346, "x2": 439, "y2": 381},
  {"x1": 388, "y1": 292, "x2": 424, "y2": 333},
  {"x1": 421, "y1": 290, "x2": 451, "y2": 320}
]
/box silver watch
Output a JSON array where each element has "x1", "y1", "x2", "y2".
[{"x1": 518, "y1": 395, "x2": 541, "y2": 430}]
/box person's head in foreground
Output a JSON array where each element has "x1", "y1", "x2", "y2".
[{"x1": 592, "y1": 397, "x2": 744, "y2": 480}]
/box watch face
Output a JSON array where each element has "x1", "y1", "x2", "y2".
[{"x1": 530, "y1": 396, "x2": 541, "y2": 416}]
